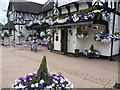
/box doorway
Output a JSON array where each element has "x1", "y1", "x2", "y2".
[{"x1": 61, "y1": 29, "x2": 68, "y2": 54}]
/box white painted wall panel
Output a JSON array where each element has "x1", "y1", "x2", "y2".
[
  {"x1": 61, "y1": 7, "x2": 68, "y2": 14},
  {"x1": 79, "y1": 3, "x2": 88, "y2": 10},
  {"x1": 68, "y1": 27, "x2": 76, "y2": 53},
  {"x1": 76, "y1": 26, "x2": 111, "y2": 56},
  {"x1": 70, "y1": 5, "x2": 76, "y2": 12},
  {"x1": 54, "y1": 28, "x2": 61, "y2": 51}
]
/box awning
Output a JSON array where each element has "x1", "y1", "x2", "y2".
[
  {"x1": 2, "y1": 22, "x2": 16, "y2": 30},
  {"x1": 51, "y1": 21, "x2": 93, "y2": 28},
  {"x1": 27, "y1": 23, "x2": 50, "y2": 30}
]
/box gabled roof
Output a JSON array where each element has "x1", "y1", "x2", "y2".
[
  {"x1": 40, "y1": 1, "x2": 54, "y2": 13},
  {"x1": 2, "y1": 22, "x2": 16, "y2": 30},
  {"x1": 8, "y1": 0, "x2": 43, "y2": 14}
]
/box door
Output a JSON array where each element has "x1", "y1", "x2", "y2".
[{"x1": 61, "y1": 29, "x2": 68, "y2": 54}]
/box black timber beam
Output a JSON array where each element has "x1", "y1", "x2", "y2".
[
  {"x1": 73, "y1": 2, "x2": 79, "y2": 11},
  {"x1": 97, "y1": 5, "x2": 120, "y2": 16},
  {"x1": 58, "y1": 8, "x2": 61, "y2": 15},
  {"x1": 93, "y1": 0, "x2": 120, "y2": 16},
  {"x1": 87, "y1": 2, "x2": 92, "y2": 8},
  {"x1": 65, "y1": 6, "x2": 70, "y2": 14}
]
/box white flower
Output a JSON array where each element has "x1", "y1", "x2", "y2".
[
  {"x1": 52, "y1": 84, "x2": 55, "y2": 87},
  {"x1": 70, "y1": 84, "x2": 74, "y2": 88},
  {"x1": 1, "y1": 33, "x2": 4, "y2": 37},
  {"x1": 33, "y1": 72, "x2": 36, "y2": 74},
  {"x1": 18, "y1": 80, "x2": 20, "y2": 82},
  {"x1": 28, "y1": 73, "x2": 33, "y2": 75},
  {"x1": 88, "y1": 50, "x2": 91, "y2": 53},
  {"x1": 46, "y1": 85, "x2": 52, "y2": 88},
  {"x1": 84, "y1": 16, "x2": 88, "y2": 20},
  {"x1": 15, "y1": 80, "x2": 18, "y2": 83},
  {"x1": 35, "y1": 83, "x2": 38, "y2": 87},
  {"x1": 30, "y1": 78, "x2": 32, "y2": 80},
  {"x1": 92, "y1": 10, "x2": 101, "y2": 13},
  {"x1": 40, "y1": 79, "x2": 45, "y2": 84},
  {"x1": 60, "y1": 78, "x2": 65, "y2": 83},
  {"x1": 40, "y1": 32, "x2": 45, "y2": 37},
  {"x1": 19, "y1": 83, "x2": 26, "y2": 88},
  {"x1": 31, "y1": 84, "x2": 35, "y2": 88},
  {"x1": 53, "y1": 79, "x2": 58, "y2": 83}
]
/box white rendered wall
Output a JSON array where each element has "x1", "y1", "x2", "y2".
[
  {"x1": 61, "y1": 2, "x2": 88, "y2": 14},
  {"x1": 14, "y1": 25, "x2": 29, "y2": 44},
  {"x1": 61, "y1": 7, "x2": 68, "y2": 14},
  {"x1": 79, "y1": 3, "x2": 88, "y2": 10},
  {"x1": 2, "y1": 30, "x2": 10, "y2": 45},
  {"x1": 75, "y1": 25, "x2": 112, "y2": 56},
  {"x1": 70, "y1": 4, "x2": 76, "y2": 12}
]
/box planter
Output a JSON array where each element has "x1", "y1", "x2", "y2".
[
  {"x1": 12, "y1": 56, "x2": 73, "y2": 89},
  {"x1": 87, "y1": 53, "x2": 95, "y2": 59}
]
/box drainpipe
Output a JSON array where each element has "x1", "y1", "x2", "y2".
[
  {"x1": 19, "y1": 25, "x2": 20, "y2": 45},
  {"x1": 109, "y1": 2, "x2": 116, "y2": 61},
  {"x1": 114, "y1": 1, "x2": 120, "y2": 89}
]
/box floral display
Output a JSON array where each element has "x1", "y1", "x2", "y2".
[
  {"x1": 27, "y1": 7, "x2": 110, "y2": 27},
  {"x1": 76, "y1": 28, "x2": 89, "y2": 38},
  {"x1": 54, "y1": 17, "x2": 70, "y2": 24},
  {"x1": 12, "y1": 72, "x2": 73, "y2": 89},
  {"x1": 45, "y1": 18, "x2": 54, "y2": 25},
  {"x1": 76, "y1": 32, "x2": 89, "y2": 38},
  {"x1": 102, "y1": 11, "x2": 110, "y2": 21},
  {"x1": 12, "y1": 56, "x2": 73, "y2": 89},
  {"x1": 18, "y1": 32, "x2": 25, "y2": 37},
  {"x1": 94, "y1": 31, "x2": 117, "y2": 43},
  {"x1": 72, "y1": 14, "x2": 79, "y2": 22},
  {"x1": 83, "y1": 45, "x2": 100, "y2": 58},
  {"x1": 27, "y1": 20, "x2": 42, "y2": 27},
  {"x1": 114, "y1": 32, "x2": 120, "y2": 40},
  {"x1": 2, "y1": 32, "x2": 9, "y2": 37}
]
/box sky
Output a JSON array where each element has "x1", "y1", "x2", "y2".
[{"x1": 0, "y1": 0, "x2": 47, "y2": 25}]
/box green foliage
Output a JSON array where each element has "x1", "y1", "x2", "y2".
[
  {"x1": 4, "y1": 31, "x2": 8, "y2": 34},
  {"x1": 40, "y1": 17, "x2": 45, "y2": 20},
  {"x1": 29, "y1": 34, "x2": 34, "y2": 37},
  {"x1": 37, "y1": 56, "x2": 48, "y2": 79},
  {"x1": 90, "y1": 44, "x2": 94, "y2": 52},
  {"x1": 102, "y1": 30, "x2": 107, "y2": 36},
  {"x1": 53, "y1": 15, "x2": 60, "y2": 20},
  {"x1": 96, "y1": 12, "x2": 102, "y2": 20},
  {"x1": 114, "y1": 32, "x2": 120, "y2": 35},
  {"x1": 43, "y1": 34, "x2": 50, "y2": 39},
  {"x1": 77, "y1": 7, "x2": 97, "y2": 14},
  {"x1": 77, "y1": 27, "x2": 87, "y2": 34},
  {"x1": 0, "y1": 23, "x2": 3, "y2": 28},
  {"x1": 19, "y1": 31, "x2": 22, "y2": 34}
]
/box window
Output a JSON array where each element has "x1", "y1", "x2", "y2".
[
  {"x1": 23, "y1": 13, "x2": 30, "y2": 20},
  {"x1": 9, "y1": 30, "x2": 12, "y2": 35},
  {"x1": 92, "y1": 26, "x2": 99, "y2": 30},
  {"x1": 56, "y1": 36, "x2": 59, "y2": 41}
]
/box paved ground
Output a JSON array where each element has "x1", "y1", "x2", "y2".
[{"x1": 1, "y1": 45, "x2": 118, "y2": 88}]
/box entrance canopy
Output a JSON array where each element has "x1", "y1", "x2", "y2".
[
  {"x1": 51, "y1": 21, "x2": 93, "y2": 28},
  {"x1": 27, "y1": 23, "x2": 50, "y2": 30}
]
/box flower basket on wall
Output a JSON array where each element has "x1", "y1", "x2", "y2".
[
  {"x1": 18, "y1": 32, "x2": 25, "y2": 37},
  {"x1": 114, "y1": 32, "x2": 120, "y2": 41},
  {"x1": 76, "y1": 27, "x2": 89, "y2": 38},
  {"x1": 12, "y1": 56, "x2": 73, "y2": 89},
  {"x1": 94, "y1": 31, "x2": 117, "y2": 43},
  {"x1": 3, "y1": 32, "x2": 9, "y2": 37}
]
